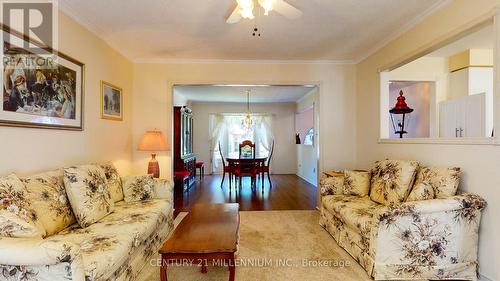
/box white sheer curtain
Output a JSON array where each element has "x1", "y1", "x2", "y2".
[
  {"x1": 255, "y1": 115, "x2": 274, "y2": 152},
  {"x1": 208, "y1": 114, "x2": 227, "y2": 173},
  {"x1": 208, "y1": 113, "x2": 274, "y2": 173}
]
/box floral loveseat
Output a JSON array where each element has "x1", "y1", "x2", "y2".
[
  {"x1": 319, "y1": 160, "x2": 487, "y2": 281},
  {"x1": 0, "y1": 163, "x2": 175, "y2": 281}
]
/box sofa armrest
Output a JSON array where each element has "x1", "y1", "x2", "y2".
[
  {"x1": 369, "y1": 193, "x2": 486, "y2": 279},
  {"x1": 377, "y1": 193, "x2": 486, "y2": 222},
  {"x1": 0, "y1": 238, "x2": 86, "y2": 281},
  {"x1": 0, "y1": 238, "x2": 80, "y2": 266},
  {"x1": 153, "y1": 178, "x2": 174, "y2": 205}
]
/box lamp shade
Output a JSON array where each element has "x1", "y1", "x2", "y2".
[{"x1": 138, "y1": 130, "x2": 168, "y2": 151}]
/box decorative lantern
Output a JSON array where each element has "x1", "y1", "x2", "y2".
[{"x1": 389, "y1": 90, "x2": 413, "y2": 138}]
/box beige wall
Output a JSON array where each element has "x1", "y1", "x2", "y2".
[
  {"x1": 0, "y1": 12, "x2": 133, "y2": 176},
  {"x1": 190, "y1": 102, "x2": 297, "y2": 174},
  {"x1": 131, "y1": 63, "x2": 357, "y2": 185},
  {"x1": 356, "y1": 0, "x2": 500, "y2": 279}
]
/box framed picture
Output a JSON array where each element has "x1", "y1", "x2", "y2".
[
  {"x1": 0, "y1": 25, "x2": 84, "y2": 130},
  {"x1": 100, "y1": 81, "x2": 123, "y2": 121}
]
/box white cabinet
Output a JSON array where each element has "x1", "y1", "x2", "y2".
[
  {"x1": 448, "y1": 67, "x2": 493, "y2": 135},
  {"x1": 439, "y1": 93, "x2": 485, "y2": 138},
  {"x1": 439, "y1": 100, "x2": 459, "y2": 138}
]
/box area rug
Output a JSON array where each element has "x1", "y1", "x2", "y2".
[{"x1": 138, "y1": 210, "x2": 372, "y2": 281}]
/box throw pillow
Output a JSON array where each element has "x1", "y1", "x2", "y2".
[
  {"x1": 122, "y1": 175, "x2": 155, "y2": 202},
  {"x1": 370, "y1": 159, "x2": 419, "y2": 205},
  {"x1": 406, "y1": 182, "x2": 435, "y2": 202},
  {"x1": 343, "y1": 170, "x2": 371, "y2": 196},
  {"x1": 0, "y1": 174, "x2": 46, "y2": 238},
  {"x1": 21, "y1": 169, "x2": 76, "y2": 236},
  {"x1": 153, "y1": 178, "x2": 173, "y2": 200},
  {"x1": 413, "y1": 166, "x2": 461, "y2": 198},
  {"x1": 99, "y1": 162, "x2": 124, "y2": 202},
  {"x1": 63, "y1": 165, "x2": 114, "y2": 228},
  {"x1": 320, "y1": 173, "x2": 344, "y2": 196}
]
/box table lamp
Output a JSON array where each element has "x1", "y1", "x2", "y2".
[{"x1": 138, "y1": 129, "x2": 168, "y2": 178}]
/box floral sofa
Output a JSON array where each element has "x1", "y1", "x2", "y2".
[
  {"x1": 319, "y1": 160, "x2": 487, "y2": 281},
  {"x1": 0, "y1": 163, "x2": 175, "y2": 281}
]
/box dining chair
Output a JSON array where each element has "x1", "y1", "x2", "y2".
[
  {"x1": 238, "y1": 140, "x2": 255, "y2": 158},
  {"x1": 233, "y1": 159, "x2": 258, "y2": 189},
  {"x1": 258, "y1": 140, "x2": 274, "y2": 188},
  {"x1": 219, "y1": 142, "x2": 235, "y2": 189}
]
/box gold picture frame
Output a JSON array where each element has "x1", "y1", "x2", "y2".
[
  {"x1": 1, "y1": 24, "x2": 85, "y2": 130},
  {"x1": 100, "y1": 80, "x2": 123, "y2": 121}
]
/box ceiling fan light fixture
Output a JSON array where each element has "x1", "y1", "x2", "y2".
[
  {"x1": 237, "y1": 0, "x2": 255, "y2": 19},
  {"x1": 258, "y1": 0, "x2": 277, "y2": 15},
  {"x1": 240, "y1": 8, "x2": 255, "y2": 19}
]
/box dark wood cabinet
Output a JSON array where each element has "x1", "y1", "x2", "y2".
[{"x1": 174, "y1": 106, "x2": 196, "y2": 191}]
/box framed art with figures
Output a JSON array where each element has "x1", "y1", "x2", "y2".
[
  {"x1": 1, "y1": 25, "x2": 84, "y2": 130},
  {"x1": 100, "y1": 81, "x2": 123, "y2": 121}
]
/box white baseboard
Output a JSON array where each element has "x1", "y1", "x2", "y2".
[
  {"x1": 272, "y1": 170, "x2": 298, "y2": 174},
  {"x1": 296, "y1": 173, "x2": 317, "y2": 186},
  {"x1": 479, "y1": 274, "x2": 493, "y2": 281}
]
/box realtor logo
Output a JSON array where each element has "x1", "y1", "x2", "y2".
[{"x1": 0, "y1": 0, "x2": 58, "y2": 54}]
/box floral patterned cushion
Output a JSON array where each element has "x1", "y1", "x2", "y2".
[
  {"x1": 63, "y1": 165, "x2": 114, "y2": 228},
  {"x1": 413, "y1": 166, "x2": 460, "y2": 199},
  {"x1": 52, "y1": 199, "x2": 172, "y2": 281},
  {"x1": 406, "y1": 182, "x2": 435, "y2": 202},
  {"x1": 47, "y1": 230, "x2": 135, "y2": 281},
  {"x1": 319, "y1": 174, "x2": 344, "y2": 196},
  {"x1": 20, "y1": 169, "x2": 76, "y2": 237},
  {"x1": 98, "y1": 162, "x2": 124, "y2": 203},
  {"x1": 343, "y1": 170, "x2": 370, "y2": 197},
  {"x1": 322, "y1": 195, "x2": 382, "y2": 232},
  {"x1": 152, "y1": 178, "x2": 174, "y2": 201},
  {"x1": 370, "y1": 159, "x2": 419, "y2": 205},
  {"x1": 122, "y1": 175, "x2": 155, "y2": 202},
  {"x1": 0, "y1": 174, "x2": 45, "y2": 238}
]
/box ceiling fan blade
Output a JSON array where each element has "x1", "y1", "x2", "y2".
[
  {"x1": 226, "y1": 6, "x2": 242, "y2": 24},
  {"x1": 274, "y1": 0, "x2": 302, "y2": 19}
]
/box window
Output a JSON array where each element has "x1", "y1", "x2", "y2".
[
  {"x1": 303, "y1": 128, "x2": 314, "y2": 145},
  {"x1": 209, "y1": 114, "x2": 273, "y2": 173},
  {"x1": 225, "y1": 115, "x2": 269, "y2": 158}
]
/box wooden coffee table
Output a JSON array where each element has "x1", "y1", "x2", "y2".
[{"x1": 159, "y1": 203, "x2": 240, "y2": 281}]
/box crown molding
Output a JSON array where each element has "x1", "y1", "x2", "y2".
[
  {"x1": 353, "y1": 0, "x2": 453, "y2": 64},
  {"x1": 59, "y1": 0, "x2": 451, "y2": 66},
  {"x1": 132, "y1": 58, "x2": 356, "y2": 65}
]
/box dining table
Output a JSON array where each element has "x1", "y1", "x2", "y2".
[{"x1": 225, "y1": 156, "x2": 268, "y2": 188}]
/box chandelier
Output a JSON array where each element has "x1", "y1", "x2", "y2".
[{"x1": 241, "y1": 90, "x2": 253, "y2": 131}]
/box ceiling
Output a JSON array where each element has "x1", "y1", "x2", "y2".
[
  {"x1": 426, "y1": 23, "x2": 493, "y2": 57},
  {"x1": 173, "y1": 85, "x2": 316, "y2": 103},
  {"x1": 60, "y1": 0, "x2": 445, "y2": 62},
  {"x1": 389, "y1": 81, "x2": 428, "y2": 92}
]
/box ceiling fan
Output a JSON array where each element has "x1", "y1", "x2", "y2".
[{"x1": 226, "y1": 0, "x2": 303, "y2": 24}]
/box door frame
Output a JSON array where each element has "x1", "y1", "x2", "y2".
[{"x1": 169, "y1": 80, "x2": 322, "y2": 207}]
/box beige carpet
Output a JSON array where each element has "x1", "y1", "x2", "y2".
[{"x1": 138, "y1": 210, "x2": 372, "y2": 281}]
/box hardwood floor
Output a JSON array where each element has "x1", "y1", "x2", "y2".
[{"x1": 173, "y1": 174, "x2": 317, "y2": 216}]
